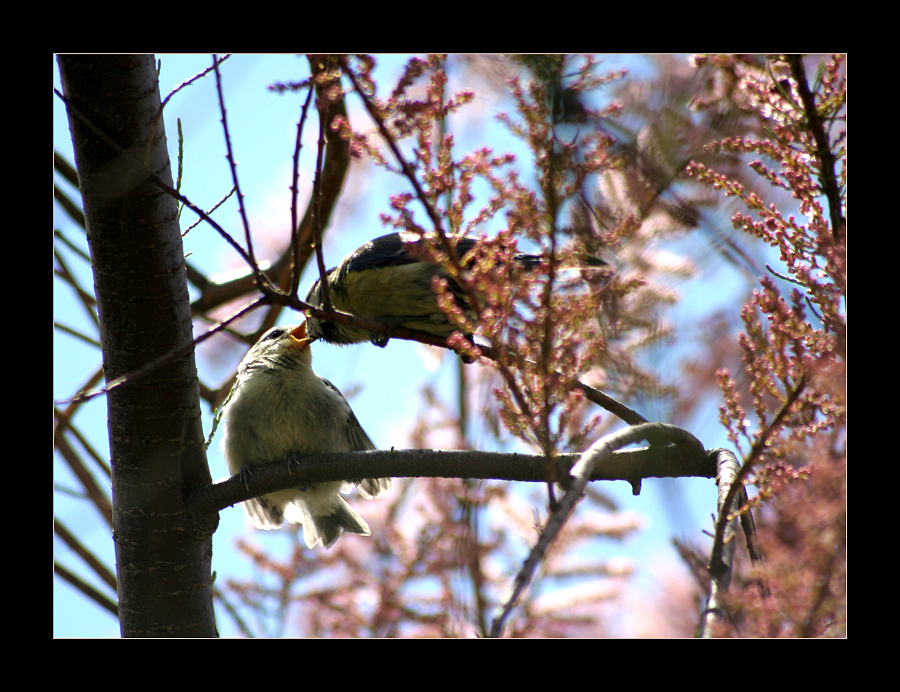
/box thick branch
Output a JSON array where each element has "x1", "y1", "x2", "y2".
[{"x1": 189, "y1": 431, "x2": 715, "y2": 529}]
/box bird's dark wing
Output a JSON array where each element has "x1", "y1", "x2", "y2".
[
  {"x1": 321, "y1": 377, "x2": 391, "y2": 499},
  {"x1": 321, "y1": 378, "x2": 377, "y2": 452},
  {"x1": 344, "y1": 232, "x2": 479, "y2": 274}
]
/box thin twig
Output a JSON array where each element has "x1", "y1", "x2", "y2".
[
  {"x1": 213, "y1": 54, "x2": 263, "y2": 288},
  {"x1": 699, "y1": 375, "x2": 809, "y2": 636},
  {"x1": 54, "y1": 562, "x2": 119, "y2": 618},
  {"x1": 54, "y1": 86, "x2": 274, "y2": 295},
  {"x1": 290, "y1": 73, "x2": 315, "y2": 298},
  {"x1": 56, "y1": 295, "x2": 270, "y2": 406},
  {"x1": 785, "y1": 55, "x2": 844, "y2": 242},
  {"x1": 709, "y1": 374, "x2": 809, "y2": 567}
]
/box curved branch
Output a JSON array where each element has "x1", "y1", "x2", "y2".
[
  {"x1": 698, "y1": 448, "x2": 741, "y2": 638},
  {"x1": 489, "y1": 422, "x2": 707, "y2": 637},
  {"x1": 188, "y1": 424, "x2": 714, "y2": 542}
]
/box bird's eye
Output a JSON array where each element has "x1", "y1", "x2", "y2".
[{"x1": 264, "y1": 328, "x2": 288, "y2": 341}]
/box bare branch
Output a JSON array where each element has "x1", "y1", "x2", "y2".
[
  {"x1": 785, "y1": 55, "x2": 845, "y2": 241},
  {"x1": 190, "y1": 434, "x2": 714, "y2": 530},
  {"x1": 490, "y1": 423, "x2": 706, "y2": 637}
]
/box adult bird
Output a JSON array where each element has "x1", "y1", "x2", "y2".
[{"x1": 304, "y1": 231, "x2": 544, "y2": 347}]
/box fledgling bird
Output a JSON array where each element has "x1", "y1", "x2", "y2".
[
  {"x1": 304, "y1": 231, "x2": 544, "y2": 346},
  {"x1": 220, "y1": 322, "x2": 391, "y2": 549}
]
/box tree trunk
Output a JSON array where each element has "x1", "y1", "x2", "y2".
[{"x1": 58, "y1": 54, "x2": 217, "y2": 637}]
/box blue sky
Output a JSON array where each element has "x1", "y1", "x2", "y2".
[{"x1": 54, "y1": 54, "x2": 762, "y2": 637}]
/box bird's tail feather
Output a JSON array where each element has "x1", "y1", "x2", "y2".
[
  {"x1": 243, "y1": 497, "x2": 284, "y2": 530},
  {"x1": 284, "y1": 496, "x2": 371, "y2": 549}
]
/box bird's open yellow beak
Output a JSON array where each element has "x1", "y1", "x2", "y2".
[{"x1": 289, "y1": 322, "x2": 314, "y2": 349}]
